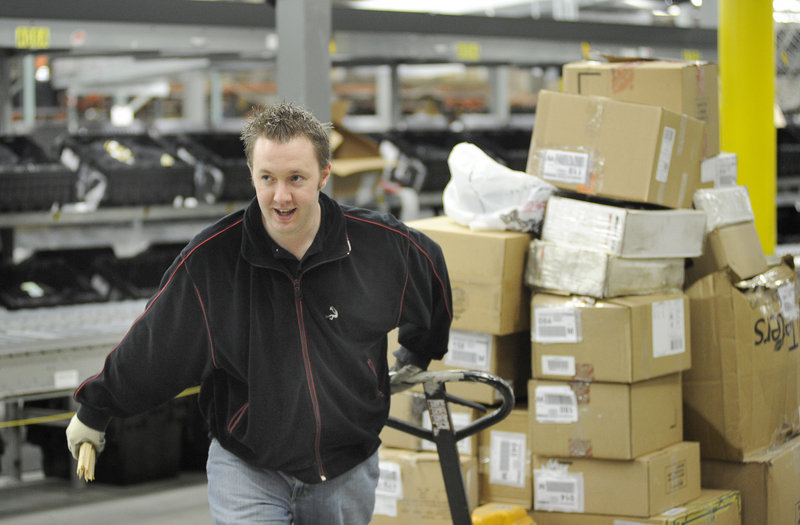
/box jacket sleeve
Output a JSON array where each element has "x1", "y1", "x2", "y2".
[
  {"x1": 74, "y1": 253, "x2": 211, "y2": 431},
  {"x1": 393, "y1": 227, "x2": 453, "y2": 370}
]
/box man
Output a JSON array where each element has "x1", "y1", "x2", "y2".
[{"x1": 66, "y1": 102, "x2": 452, "y2": 524}]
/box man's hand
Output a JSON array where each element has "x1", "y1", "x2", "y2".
[
  {"x1": 389, "y1": 360, "x2": 423, "y2": 395},
  {"x1": 66, "y1": 415, "x2": 106, "y2": 460}
]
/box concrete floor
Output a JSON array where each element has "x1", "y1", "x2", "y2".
[{"x1": 0, "y1": 472, "x2": 212, "y2": 525}]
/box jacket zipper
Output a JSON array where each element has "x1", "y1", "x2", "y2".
[{"x1": 292, "y1": 276, "x2": 328, "y2": 482}]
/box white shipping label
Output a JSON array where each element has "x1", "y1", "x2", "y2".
[
  {"x1": 541, "y1": 355, "x2": 576, "y2": 377},
  {"x1": 446, "y1": 330, "x2": 492, "y2": 370},
  {"x1": 373, "y1": 495, "x2": 398, "y2": 517},
  {"x1": 535, "y1": 385, "x2": 578, "y2": 423},
  {"x1": 489, "y1": 430, "x2": 527, "y2": 488},
  {"x1": 422, "y1": 411, "x2": 473, "y2": 455},
  {"x1": 651, "y1": 299, "x2": 686, "y2": 358},
  {"x1": 54, "y1": 369, "x2": 80, "y2": 389},
  {"x1": 778, "y1": 283, "x2": 800, "y2": 322},
  {"x1": 655, "y1": 126, "x2": 677, "y2": 183},
  {"x1": 376, "y1": 461, "x2": 403, "y2": 498},
  {"x1": 533, "y1": 307, "x2": 581, "y2": 343},
  {"x1": 534, "y1": 469, "x2": 584, "y2": 513},
  {"x1": 541, "y1": 150, "x2": 590, "y2": 184}
]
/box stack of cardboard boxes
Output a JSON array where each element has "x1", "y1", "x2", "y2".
[
  {"x1": 371, "y1": 217, "x2": 534, "y2": 524},
  {"x1": 524, "y1": 60, "x2": 710, "y2": 522},
  {"x1": 370, "y1": 57, "x2": 800, "y2": 524},
  {"x1": 680, "y1": 184, "x2": 800, "y2": 524}
]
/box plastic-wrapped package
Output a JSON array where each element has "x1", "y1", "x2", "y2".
[
  {"x1": 443, "y1": 142, "x2": 555, "y2": 233},
  {"x1": 692, "y1": 185, "x2": 755, "y2": 232}
]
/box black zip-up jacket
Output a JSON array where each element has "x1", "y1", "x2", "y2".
[{"x1": 75, "y1": 193, "x2": 452, "y2": 483}]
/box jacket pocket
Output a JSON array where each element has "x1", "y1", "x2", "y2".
[
  {"x1": 226, "y1": 401, "x2": 249, "y2": 434},
  {"x1": 367, "y1": 358, "x2": 385, "y2": 399}
]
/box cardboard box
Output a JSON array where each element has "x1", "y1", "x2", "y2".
[
  {"x1": 542, "y1": 195, "x2": 706, "y2": 258},
  {"x1": 331, "y1": 124, "x2": 393, "y2": 200},
  {"x1": 478, "y1": 407, "x2": 533, "y2": 508},
  {"x1": 371, "y1": 448, "x2": 479, "y2": 525},
  {"x1": 532, "y1": 441, "x2": 701, "y2": 517},
  {"x1": 526, "y1": 239, "x2": 685, "y2": 299},
  {"x1": 531, "y1": 488, "x2": 740, "y2": 525},
  {"x1": 685, "y1": 221, "x2": 768, "y2": 285},
  {"x1": 407, "y1": 215, "x2": 531, "y2": 335},
  {"x1": 682, "y1": 258, "x2": 800, "y2": 461},
  {"x1": 526, "y1": 90, "x2": 707, "y2": 209},
  {"x1": 426, "y1": 330, "x2": 530, "y2": 405},
  {"x1": 701, "y1": 435, "x2": 800, "y2": 525},
  {"x1": 531, "y1": 292, "x2": 691, "y2": 383},
  {"x1": 692, "y1": 186, "x2": 753, "y2": 232},
  {"x1": 528, "y1": 374, "x2": 683, "y2": 460},
  {"x1": 381, "y1": 391, "x2": 480, "y2": 456},
  {"x1": 701, "y1": 152, "x2": 738, "y2": 187},
  {"x1": 562, "y1": 59, "x2": 719, "y2": 158}
]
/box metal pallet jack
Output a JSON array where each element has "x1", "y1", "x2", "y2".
[{"x1": 386, "y1": 369, "x2": 534, "y2": 525}]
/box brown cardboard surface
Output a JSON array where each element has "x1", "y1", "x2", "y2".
[
  {"x1": 330, "y1": 124, "x2": 388, "y2": 198},
  {"x1": 478, "y1": 407, "x2": 533, "y2": 508},
  {"x1": 532, "y1": 441, "x2": 701, "y2": 517},
  {"x1": 426, "y1": 330, "x2": 530, "y2": 405},
  {"x1": 685, "y1": 221, "x2": 768, "y2": 285},
  {"x1": 529, "y1": 374, "x2": 682, "y2": 460},
  {"x1": 682, "y1": 259, "x2": 800, "y2": 460},
  {"x1": 531, "y1": 292, "x2": 691, "y2": 383},
  {"x1": 562, "y1": 59, "x2": 719, "y2": 158},
  {"x1": 701, "y1": 434, "x2": 800, "y2": 525},
  {"x1": 407, "y1": 216, "x2": 532, "y2": 334},
  {"x1": 526, "y1": 90, "x2": 706, "y2": 209},
  {"x1": 530, "y1": 488, "x2": 740, "y2": 525},
  {"x1": 371, "y1": 448, "x2": 479, "y2": 525}
]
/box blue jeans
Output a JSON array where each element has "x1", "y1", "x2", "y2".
[{"x1": 206, "y1": 439, "x2": 379, "y2": 525}]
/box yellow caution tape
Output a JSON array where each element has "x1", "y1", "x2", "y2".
[{"x1": 0, "y1": 386, "x2": 201, "y2": 429}]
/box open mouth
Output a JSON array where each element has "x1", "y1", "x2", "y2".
[{"x1": 275, "y1": 208, "x2": 295, "y2": 217}]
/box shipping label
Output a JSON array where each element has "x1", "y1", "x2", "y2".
[
  {"x1": 489, "y1": 430, "x2": 527, "y2": 487},
  {"x1": 533, "y1": 306, "x2": 581, "y2": 343},
  {"x1": 651, "y1": 299, "x2": 686, "y2": 358},
  {"x1": 541, "y1": 355, "x2": 576, "y2": 377},
  {"x1": 534, "y1": 469, "x2": 584, "y2": 512},
  {"x1": 446, "y1": 330, "x2": 492, "y2": 370},
  {"x1": 541, "y1": 150, "x2": 590, "y2": 184},
  {"x1": 376, "y1": 461, "x2": 403, "y2": 499},
  {"x1": 535, "y1": 385, "x2": 578, "y2": 423},
  {"x1": 373, "y1": 495, "x2": 398, "y2": 517},
  {"x1": 655, "y1": 126, "x2": 676, "y2": 183}
]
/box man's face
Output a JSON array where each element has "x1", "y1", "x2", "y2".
[{"x1": 249, "y1": 135, "x2": 330, "y2": 244}]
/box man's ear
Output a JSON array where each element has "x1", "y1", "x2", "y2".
[{"x1": 319, "y1": 163, "x2": 331, "y2": 190}]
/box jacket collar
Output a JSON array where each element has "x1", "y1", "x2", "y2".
[{"x1": 241, "y1": 193, "x2": 351, "y2": 270}]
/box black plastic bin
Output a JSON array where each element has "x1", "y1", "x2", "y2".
[
  {"x1": 170, "y1": 132, "x2": 254, "y2": 202},
  {"x1": 60, "y1": 133, "x2": 196, "y2": 207},
  {"x1": 0, "y1": 135, "x2": 78, "y2": 211},
  {"x1": 90, "y1": 243, "x2": 183, "y2": 300}
]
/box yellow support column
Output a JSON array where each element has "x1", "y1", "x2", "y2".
[{"x1": 719, "y1": 0, "x2": 776, "y2": 254}]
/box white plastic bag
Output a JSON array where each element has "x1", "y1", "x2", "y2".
[{"x1": 443, "y1": 142, "x2": 555, "y2": 232}]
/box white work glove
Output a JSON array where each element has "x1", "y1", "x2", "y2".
[
  {"x1": 66, "y1": 414, "x2": 106, "y2": 460},
  {"x1": 389, "y1": 360, "x2": 423, "y2": 395}
]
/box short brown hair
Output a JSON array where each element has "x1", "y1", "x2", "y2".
[{"x1": 240, "y1": 102, "x2": 332, "y2": 169}]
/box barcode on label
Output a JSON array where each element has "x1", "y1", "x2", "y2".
[
  {"x1": 535, "y1": 385, "x2": 578, "y2": 423},
  {"x1": 652, "y1": 299, "x2": 685, "y2": 358},
  {"x1": 541, "y1": 150, "x2": 590, "y2": 184},
  {"x1": 534, "y1": 307, "x2": 580, "y2": 343},
  {"x1": 655, "y1": 126, "x2": 676, "y2": 183},
  {"x1": 534, "y1": 469, "x2": 584, "y2": 512},
  {"x1": 446, "y1": 330, "x2": 491, "y2": 370},
  {"x1": 545, "y1": 394, "x2": 573, "y2": 405},
  {"x1": 542, "y1": 355, "x2": 575, "y2": 376},
  {"x1": 376, "y1": 462, "x2": 403, "y2": 498},
  {"x1": 490, "y1": 431, "x2": 526, "y2": 487}
]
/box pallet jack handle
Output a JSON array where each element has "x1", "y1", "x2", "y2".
[{"x1": 385, "y1": 369, "x2": 515, "y2": 525}]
